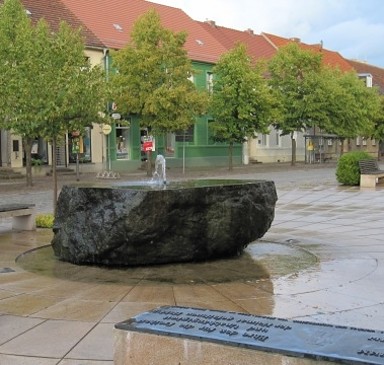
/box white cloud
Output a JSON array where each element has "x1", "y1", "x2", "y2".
[
  {"x1": 152, "y1": 0, "x2": 384, "y2": 67},
  {"x1": 320, "y1": 19, "x2": 384, "y2": 65}
]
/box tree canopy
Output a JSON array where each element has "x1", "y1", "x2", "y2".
[
  {"x1": 0, "y1": 0, "x2": 107, "y2": 201},
  {"x1": 319, "y1": 68, "x2": 381, "y2": 140},
  {"x1": 111, "y1": 9, "x2": 207, "y2": 134},
  {"x1": 268, "y1": 42, "x2": 382, "y2": 162},
  {"x1": 209, "y1": 43, "x2": 281, "y2": 170}
]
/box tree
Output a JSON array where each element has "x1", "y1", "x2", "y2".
[
  {"x1": 268, "y1": 43, "x2": 327, "y2": 165},
  {"x1": 317, "y1": 67, "x2": 381, "y2": 154},
  {"x1": 37, "y1": 22, "x2": 107, "y2": 211},
  {"x1": 0, "y1": 0, "x2": 107, "y2": 211},
  {"x1": 372, "y1": 96, "x2": 384, "y2": 159},
  {"x1": 269, "y1": 43, "x2": 382, "y2": 163},
  {"x1": 111, "y1": 9, "x2": 207, "y2": 175},
  {"x1": 0, "y1": 0, "x2": 34, "y2": 170},
  {"x1": 209, "y1": 43, "x2": 281, "y2": 170}
]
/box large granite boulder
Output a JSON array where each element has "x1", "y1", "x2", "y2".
[{"x1": 51, "y1": 180, "x2": 277, "y2": 266}]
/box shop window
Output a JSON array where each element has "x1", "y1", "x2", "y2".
[{"x1": 116, "y1": 123, "x2": 130, "y2": 160}]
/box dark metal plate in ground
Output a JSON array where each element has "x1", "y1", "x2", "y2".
[
  {"x1": 116, "y1": 306, "x2": 384, "y2": 364},
  {"x1": 0, "y1": 267, "x2": 15, "y2": 273}
]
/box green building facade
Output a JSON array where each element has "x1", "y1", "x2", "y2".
[{"x1": 107, "y1": 59, "x2": 242, "y2": 172}]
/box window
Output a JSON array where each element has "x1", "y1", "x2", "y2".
[
  {"x1": 269, "y1": 129, "x2": 280, "y2": 147},
  {"x1": 258, "y1": 133, "x2": 268, "y2": 146},
  {"x1": 206, "y1": 72, "x2": 214, "y2": 93},
  {"x1": 116, "y1": 123, "x2": 130, "y2": 160}
]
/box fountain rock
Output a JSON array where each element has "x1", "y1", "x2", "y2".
[{"x1": 51, "y1": 180, "x2": 277, "y2": 266}]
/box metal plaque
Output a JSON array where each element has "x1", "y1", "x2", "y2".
[{"x1": 116, "y1": 306, "x2": 384, "y2": 364}]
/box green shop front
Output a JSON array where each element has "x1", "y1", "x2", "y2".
[{"x1": 106, "y1": 114, "x2": 242, "y2": 172}]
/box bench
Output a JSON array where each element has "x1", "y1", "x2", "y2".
[
  {"x1": 0, "y1": 204, "x2": 36, "y2": 230},
  {"x1": 358, "y1": 159, "x2": 384, "y2": 188},
  {"x1": 315, "y1": 152, "x2": 333, "y2": 163}
]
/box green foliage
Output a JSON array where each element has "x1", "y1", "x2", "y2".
[
  {"x1": 35, "y1": 213, "x2": 54, "y2": 228},
  {"x1": 320, "y1": 69, "x2": 380, "y2": 138},
  {"x1": 209, "y1": 43, "x2": 281, "y2": 169},
  {"x1": 371, "y1": 96, "x2": 384, "y2": 142},
  {"x1": 268, "y1": 43, "x2": 324, "y2": 135},
  {"x1": 111, "y1": 9, "x2": 207, "y2": 133},
  {"x1": 336, "y1": 151, "x2": 373, "y2": 186},
  {"x1": 268, "y1": 43, "x2": 382, "y2": 164},
  {"x1": 0, "y1": 0, "x2": 108, "y2": 187},
  {"x1": 31, "y1": 158, "x2": 43, "y2": 166}
]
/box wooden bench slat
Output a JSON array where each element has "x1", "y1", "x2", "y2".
[{"x1": 358, "y1": 159, "x2": 380, "y2": 173}]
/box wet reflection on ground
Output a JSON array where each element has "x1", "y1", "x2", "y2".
[{"x1": 16, "y1": 237, "x2": 317, "y2": 285}]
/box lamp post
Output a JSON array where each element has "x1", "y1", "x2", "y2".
[{"x1": 101, "y1": 123, "x2": 112, "y2": 171}]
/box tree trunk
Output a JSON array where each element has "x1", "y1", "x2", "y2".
[
  {"x1": 23, "y1": 137, "x2": 33, "y2": 187},
  {"x1": 52, "y1": 137, "x2": 58, "y2": 215},
  {"x1": 339, "y1": 138, "x2": 345, "y2": 156},
  {"x1": 228, "y1": 142, "x2": 233, "y2": 171},
  {"x1": 6, "y1": 131, "x2": 12, "y2": 167},
  {"x1": 146, "y1": 150, "x2": 152, "y2": 177},
  {"x1": 291, "y1": 132, "x2": 297, "y2": 166}
]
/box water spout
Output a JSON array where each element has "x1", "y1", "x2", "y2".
[{"x1": 152, "y1": 154, "x2": 166, "y2": 186}]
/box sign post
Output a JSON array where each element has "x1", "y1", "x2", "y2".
[
  {"x1": 141, "y1": 136, "x2": 155, "y2": 176},
  {"x1": 101, "y1": 124, "x2": 112, "y2": 171}
]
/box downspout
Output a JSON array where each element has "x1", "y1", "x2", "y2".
[
  {"x1": 103, "y1": 48, "x2": 109, "y2": 82},
  {"x1": 103, "y1": 48, "x2": 111, "y2": 171}
]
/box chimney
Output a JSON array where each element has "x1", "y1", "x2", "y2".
[
  {"x1": 205, "y1": 20, "x2": 216, "y2": 27},
  {"x1": 290, "y1": 37, "x2": 301, "y2": 43},
  {"x1": 245, "y1": 28, "x2": 254, "y2": 35}
]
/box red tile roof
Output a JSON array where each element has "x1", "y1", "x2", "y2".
[
  {"x1": 348, "y1": 59, "x2": 384, "y2": 93},
  {"x1": 198, "y1": 21, "x2": 276, "y2": 62},
  {"x1": 3, "y1": 0, "x2": 369, "y2": 72},
  {"x1": 262, "y1": 32, "x2": 354, "y2": 72},
  {"x1": 59, "y1": 0, "x2": 227, "y2": 63},
  {"x1": 13, "y1": 0, "x2": 103, "y2": 48}
]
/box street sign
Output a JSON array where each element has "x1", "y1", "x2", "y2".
[
  {"x1": 141, "y1": 136, "x2": 155, "y2": 151},
  {"x1": 142, "y1": 141, "x2": 153, "y2": 152},
  {"x1": 102, "y1": 124, "x2": 112, "y2": 135}
]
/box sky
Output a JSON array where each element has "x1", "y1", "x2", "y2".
[{"x1": 152, "y1": 0, "x2": 384, "y2": 68}]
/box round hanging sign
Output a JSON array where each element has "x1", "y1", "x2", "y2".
[{"x1": 102, "y1": 124, "x2": 112, "y2": 135}]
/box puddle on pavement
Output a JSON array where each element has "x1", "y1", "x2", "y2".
[
  {"x1": 16, "y1": 236, "x2": 317, "y2": 285},
  {"x1": 246, "y1": 241, "x2": 318, "y2": 277}
]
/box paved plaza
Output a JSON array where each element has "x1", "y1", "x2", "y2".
[{"x1": 0, "y1": 163, "x2": 383, "y2": 364}]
